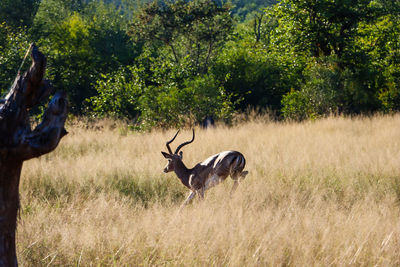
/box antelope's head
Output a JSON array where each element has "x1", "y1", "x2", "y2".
[{"x1": 161, "y1": 129, "x2": 195, "y2": 173}]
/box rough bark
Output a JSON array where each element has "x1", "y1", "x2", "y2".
[{"x1": 0, "y1": 44, "x2": 68, "y2": 266}]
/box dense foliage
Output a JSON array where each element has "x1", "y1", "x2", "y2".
[{"x1": 0, "y1": 0, "x2": 399, "y2": 127}]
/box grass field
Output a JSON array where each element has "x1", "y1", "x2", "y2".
[{"x1": 17, "y1": 115, "x2": 400, "y2": 266}]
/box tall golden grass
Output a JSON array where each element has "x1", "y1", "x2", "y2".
[{"x1": 17, "y1": 115, "x2": 400, "y2": 266}]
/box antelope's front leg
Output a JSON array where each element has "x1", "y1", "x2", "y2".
[{"x1": 182, "y1": 191, "x2": 196, "y2": 206}]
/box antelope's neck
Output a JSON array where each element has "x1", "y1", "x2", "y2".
[{"x1": 174, "y1": 160, "x2": 192, "y2": 188}]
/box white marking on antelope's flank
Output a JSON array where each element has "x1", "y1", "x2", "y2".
[
  {"x1": 200, "y1": 151, "x2": 234, "y2": 167},
  {"x1": 200, "y1": 154, "x2": 218, "y2": 166},
  {"x1": 213, "y1": 151, "x2": 233, "y2": 166}
]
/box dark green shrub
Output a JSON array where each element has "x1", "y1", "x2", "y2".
[
  {"x1": 212, "y1": 43, "x2": 297, "y2": 112},
  {"x1": 281, "y1": 59, "x2": 341, "y2": 120},
  {"x1": 281, "y1": 90, "x2": 310, "y2": 121}
]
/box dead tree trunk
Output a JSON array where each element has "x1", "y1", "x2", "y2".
[{"x1": 0, "y1": 44, "x2": 68, "y2": 266}]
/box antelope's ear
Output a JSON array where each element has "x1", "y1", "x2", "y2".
[
  {"x1": 179, "y1": 151, "x2": 183, "y2": 159},
  {"x1": 161, "y1": 151, "x2": 172, "y2": 159}
]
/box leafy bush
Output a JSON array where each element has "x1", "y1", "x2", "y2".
[
  {"x1": 281, "y1": 90, "x2": 310, "y2": 121},
  {"x1": 281, "y1": 59, "x2": 341, "y2": 120},
  {"x1": 87, "y1": 67, "x2": 143, "y2": 119},
  {"x1": 137, "y1": 74, "x2": 236, "y2": 129},
  {"x1": 378, "y1": 87, "x2": 400, "y2": 112},
  {"x1": 212, "y1": 41, "x2": 300, "y2": 112},
  {"x1": 87, "y1": 58, "x2": 236, "y2": 129}
]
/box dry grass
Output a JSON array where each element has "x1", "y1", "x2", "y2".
[{"x1": 17, "y1": 115, "x2": 400, "y2": 266}]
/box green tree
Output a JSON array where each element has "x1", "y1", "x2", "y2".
[
  {"x1": 268, "y1": 0, "x2": 400, "y2": 116},
  {"x1": 268, "y1": 0, "x2": 379, "y2": 59},
  {"x1": 0, "y1": 0, "x2": 40, "y2": 28},
  {"x1": 230, "y1": 0, "x2": 276, "y2": 20},
  {"x1": 357, "y1": 14, "x2": 400, "y2": 111},
  {"x1": 31, "y1": 0, "x2": 136, "y2": 112},
  {"x1": 129, "y1": 0, "x2": 234, "y2": 74},
  {"x1": 0, "y1": 23, "x2": 30, "y2": 95}
]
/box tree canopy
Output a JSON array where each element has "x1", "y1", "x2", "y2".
[{"x1": 0, "y1": 0, "x2": 399, "y2": 127}]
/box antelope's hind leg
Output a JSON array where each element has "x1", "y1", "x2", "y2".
[
  {"x1": 198, "y1": 187, "x2": 205, "y2": 200},
  {"x1": 230, "y1": 171, "x2": 248, "y2": 196},
  {"x1": 230, "y1": 180, "x2": 239, "y2": 196}
]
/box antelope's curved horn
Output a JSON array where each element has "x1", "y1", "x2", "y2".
[
  {"x1": 175, "y1": 129, "x2": 195, "y2": 154},
  {"x1": 166, "y1": 130, "x2": 180, "y2": 154}
]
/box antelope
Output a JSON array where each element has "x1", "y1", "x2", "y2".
[{"x1": 161, "y1": 129, "x2": 248, "y2": 206}]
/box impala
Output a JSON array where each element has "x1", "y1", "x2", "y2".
[{"x1": 161, "y1": 129, "x2": 248, "y2": 206}]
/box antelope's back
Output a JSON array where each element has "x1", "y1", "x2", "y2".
[{"x1": 201, "y1": 150, "x2": 246, "y2": 177}]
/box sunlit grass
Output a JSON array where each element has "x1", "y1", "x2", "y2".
[{"x1": 17, "y1": 115, "x2": 400, "y2": 266}]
